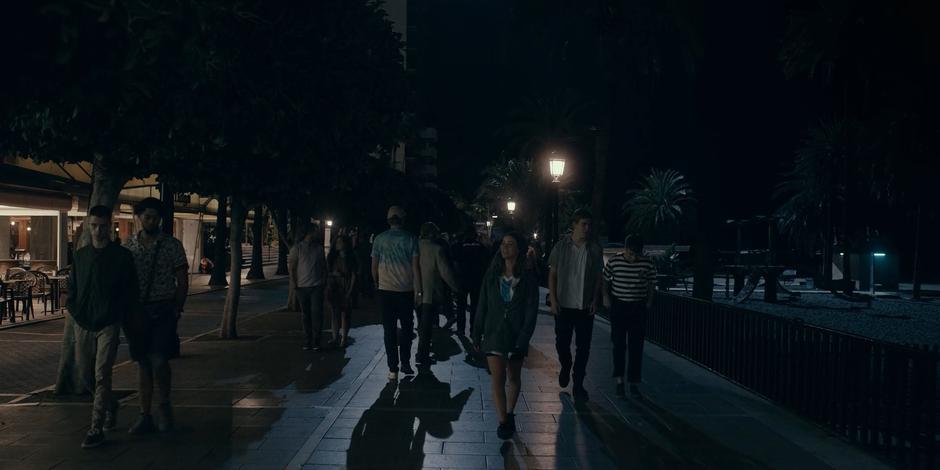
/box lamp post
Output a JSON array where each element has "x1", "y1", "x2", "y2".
[
  {"x1": 548, "y1": 153, "x2": 565, "y2": 248},
  {"x1": 325, "y1": 219, "x2": 333, "y2": 249},
  {"x1": 506, "y1": 200, "x2": 516, "y2": 215}
]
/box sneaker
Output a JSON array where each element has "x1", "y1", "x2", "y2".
[
  {"x1": 387, "y1": 370, "x2": 399, "y2": 381},
  {"x1": 558, "y1": 365, "x2": 571, "y2": 388},
  {"x1": 615, "y1": 383, "x2": 625, "y2": 398},
  {"x1": 629, "y1": 384, "x2": 642, "y2": 398},
  {"x1": 157, "y1": 403, "x2": 174, "y2": 432},
  {"x1": 573, "y1": 386, "x2": 590, "y2": 402},
  {"x1": 102, "y1": 410, "x2": 118, "y2": 432},
  {"x1": 496, "y1": 421, "x2": 514, "y2": 440},
  {"x1": 128, "y1": 413, "x2": 156, "y2": 435},
  {"x1": 81, "y1": 429, "x2": 105, "y2": 449},
  {"x1": 400, "y1": 364, "x2": 415, "y2": 375}
]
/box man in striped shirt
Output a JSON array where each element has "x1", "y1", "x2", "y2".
[{"x1": 602, "y1": 234, "x2": 656, "y2": 397}]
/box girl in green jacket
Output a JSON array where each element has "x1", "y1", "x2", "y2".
[{"x1": 472, "y1": 232, "x2": 539, "y2": 439}]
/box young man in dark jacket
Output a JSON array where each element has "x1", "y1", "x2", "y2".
[
  {"x1": 452, "y1": 229, "x2": 488, "y2": 337},
  {"x1": 67, "y1": 205, "x2": 140, "y2": 448}
]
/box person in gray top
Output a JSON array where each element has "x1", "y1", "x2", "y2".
[
  {"x1": 416, "y1": 222, "x2": 461, "y2": 371},
  {"x1": 289, "y1": 224, "x2": 328, "y2": 351},
  {"x1": 548, "y1": 208, "x2": 604, "y2": 401}
]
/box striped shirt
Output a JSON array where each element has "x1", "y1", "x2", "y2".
[{"x1": 603, "y1": 253, "x2": 656, "y2": 302}]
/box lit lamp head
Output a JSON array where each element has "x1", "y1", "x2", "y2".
[
  {"x1": 549, "y1": 154, "x2": 566, "y2": 183},
  {"x1": 485, "y1": 220, "x2": 492, "y2": 228},
  {"x1": 506, "y1": 200, "x2": 516, "y2": 214},
  {"x1": 326, "y1": 220, "x2": 333, "y2": 228},
  {"x1": 9, "y1": 220, "x2": 14, "y2": 226},
  {"x1": 27, "y1": 226, "x2": 32, "y2": 232},
  {"x1": 533, "y1": 232, "x2": 538, "y2": 240}
]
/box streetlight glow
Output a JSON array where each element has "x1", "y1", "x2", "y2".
[
  {"x1": 549, "y1": 155, "x2": 566, "y2": 182},
  {"x1": 873, "y1": 252, "x2": 886, "y2": 257},
  {"x1": 326, "y1": 220, "x2": 333, "y2": 227},
  {"x1": 507, "y1": 200, "x2": 516, "y2": 214},
  {"x1": 10, "y1": 220, "x2": 14, "y2": 226},
  {"x1": 533, "y1": 232, "x2": 538, "y2": 240},
  {"x1": 485, "y1": 220, "x2": 492, "y2": 228}
]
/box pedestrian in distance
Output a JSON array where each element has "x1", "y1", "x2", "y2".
[
  {"x1": 472, "y1": 232, "x2": 539, "y2": 440},
  {"x1": 603, "y1": 234, "x2": 656, "y2": 398},
  {"x1": 548, "y1": 208, "x2": 604, "y2": 401},
  {"x1": 123, "y1": 197, "x2": 190, "y2": 434},
  {"x1": 288, "y1": 224, "x2": 328, "y2": 351},
  {"x1": 453, "y1": 228, "x2": 488, "y2": 337},
  {"x1": 326, "y1": 234, "x2": 358, "y2": 347},
  {"x1": 67, "y1": 205, "x2": 140, "y2": 448},
  {"x1": 417, "y1": 222, "x2": 461, "y2": 371},
  {"x1": 371, "y1": 206, "x2": 422, "y2": 380}
]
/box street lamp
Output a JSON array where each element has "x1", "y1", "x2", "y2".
[
  {"x1": 547, "y1": 153, "x2": 566, "y2": 248},
  {"x1": 506, "y1": 200, "x2": 516, "y2": 215},
  {"x1": 549, "y1": 156, "x2": 566, "y2": 183},
  {"x1": 326, "y1": 220, "x2": 333, "y2": 227}
]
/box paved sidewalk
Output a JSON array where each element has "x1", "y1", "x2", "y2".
[{"x1": 0, "y1": 281, "x2": 889, "y2": 469}]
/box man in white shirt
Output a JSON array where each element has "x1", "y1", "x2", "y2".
[{"x1": 548, "y1": 208, "x2": 604, "y2": 401}]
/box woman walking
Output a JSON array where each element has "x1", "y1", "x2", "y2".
[
  {"x1": 326, "y1": 235, "x2": 358, "y2": 347},
  {"x1": 472, "y1": 232, "x2": 539, "y2": 440}
]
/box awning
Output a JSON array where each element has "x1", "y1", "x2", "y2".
[{"x1": 0, "y1": 185, "x2": 72, "y2": 211}]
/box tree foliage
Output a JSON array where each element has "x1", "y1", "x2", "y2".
[{"x1": 622, "y1": 168, "x2": 695, "y2": 241}]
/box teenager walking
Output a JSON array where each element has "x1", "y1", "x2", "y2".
[
  {"x1": 453, "y1": 229, "x2": 488, "y2": 337},
  {"x1": 326, "y1": 235, "x2": 358, "y2": 347},
  {"x1": 473, "y1": 232, "x2": 539, "y2": 440},
  {"x1": 289, "y1": 224, "x2": 328, "y2": 351},
  {"x1": 416, "y1": 222, "x2": 461, "y2": 371},
  {"x1": 603, "y1": 234, "x2": 656, "y2": 397}
]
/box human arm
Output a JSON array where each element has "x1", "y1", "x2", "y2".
[
  {"x1": 590, "y1": 270, "x2": 603, "y2": 316},
  {"x1": 438, "y1": 246, "x2": 461, "y2": 293},
  {"x1": 547, "y1": 244, "x2": 559, "y2": 315},
  {"x1": 288, "y1": 246, "x2": 298, "y2": 287},
  {"x1": 371, "y1": 256, "x2": 379, "y2": 290},
  {"x1": 412, "y1": 238, "x2": 422, "y2": 302},
  {"x1": 171, "y1": 240, "x2": 189, "y2": 315},
  {"x1": 471, "y1": 279, "x2": 488, "y2": 349}
]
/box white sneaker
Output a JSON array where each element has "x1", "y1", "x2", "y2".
[{"x1": 387, "y1": 371, "x2": 399, "y2": 381}]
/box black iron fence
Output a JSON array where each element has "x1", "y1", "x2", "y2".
[{"x1": 646, "y1": 292, "x2": 938, "y2": 469}]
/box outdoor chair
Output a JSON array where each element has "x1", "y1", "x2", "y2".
[
  {"x1": 5, "y1": 271, "x2": 33, "y2": 321},
  {"x1": 29, "y1": 271, "x2": 54, "y2": 314},
  {"x1": 4, "y1": 267, "x2": 26, "y2": 281},
  {"x1": 0, "y1": 282, "x2": 14, "y2": 324}
]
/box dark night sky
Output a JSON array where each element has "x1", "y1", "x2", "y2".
[{"x1": 422, "y1": 1, "x2": 810, "y2": 223}]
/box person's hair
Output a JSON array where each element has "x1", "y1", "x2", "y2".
[
  {"x1": 419, "y1": 222, "x2": 440, "y2": 240},
  {"x1": 624, "y1": 234, "x2": 644, "y2": 253},
  {"x1": 327, "y1": 235, "x2": 355, "y2": 270},
  {"x1": 133, "y1": 197, "x2": 164, "y2": 216},
  {"x1": 488, "y1": 231, "x2": 527, "y2": 278},
  {"x1": 570, "y1": 207, "x2": 592, "y2": 226},
  {"x1": 388, "y1": 215, "x2": 403, "y2": 226},
  {"x1": 87, "y1": 205, "x2": 112, "y2": 220}
]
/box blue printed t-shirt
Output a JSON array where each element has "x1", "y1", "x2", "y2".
[{"x1": 371, "y1": 227, "x2": 419, "y2": 292}]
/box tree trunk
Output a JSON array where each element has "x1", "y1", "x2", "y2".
[
  {"x1": 246, "y1": 204, "x2": 266, "y2": 280},
  {"x1": 590, "y1": 126, "x2": 609, "y2": 238},
  {"x1": 160, "y1": 180, "x2": 175, "y2": 236},
  {"x1": 56, "y1": 154, "x2": 128, "y2": 395},
  {"x1": 221, "y1": 197, "x2": 246, "y2": 338},
  {"x1": 912, "y1": 205, "x2": 923, "y2": 300},
  {"x1": 209, "y1": 195, "x2": 229, "y2": 286},
  {"x1": 285, "y1": 212, "x2": 301, "y2": 311},
  {"x1": 274, "y1": 208, "x2": 290, "y2": 275}
]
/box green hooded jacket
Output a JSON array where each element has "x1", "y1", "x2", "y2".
[{"x1": 472, "y1": 265, "x2": 539, "y2": 355}]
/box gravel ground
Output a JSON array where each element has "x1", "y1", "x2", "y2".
[{"x1": 705, "y1": 289, "x2": 940, "y2": 347}]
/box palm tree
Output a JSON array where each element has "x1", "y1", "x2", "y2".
[
  {"x1": 497, "y1": 90, "x2": 589, "y2": 163},
  {"x1": 475, "y1": 155, "x2": 541, "y2": 230},
  {"x1": 622, "y1": 168, "x2": 695, "y2": 242}
]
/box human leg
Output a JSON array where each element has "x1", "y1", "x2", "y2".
[
  {"x1": 89, "y1": 325, "x2": 119, "y2": 434},
  {"x1": 310, "y1": 285, "x2": 326, "y2": 348},
  {"x1": 296, "y1": 287, "x2": 314, "y2": 347},
  {"x1": 626, "y1": 303, "x2": 648, "y2": 384},
  {"x1": 572, "y1": 309, "x2": 595, "y2": 395},
  {"x1": 454, "y1": 291, "x2": 468, "y2": 335},
  {"x1": 396, "y1": 292, "x2": 415, "y2": 371},
  {"x1": 554, "y1": 309, "x2": 575, "y2": 387},
  {"x1": 416, "y1": 303, "x2": 435, "y2": 366},
  {"x1": 506, "y1": 357, "x2": 524, "y2": 415},
  {"x1": 486, "y1": 355, "x2": 508, "y2": 423},
  {"x1": 379, "y1": 291, "x2": 400, "y2": 372},
  {"x1": 609, "y1": 299, "x2": 627, "y2": 379}
]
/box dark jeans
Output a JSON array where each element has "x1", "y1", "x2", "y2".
[
  {"x1": 297, "y1": 285, "x2": 325, "y2": 346},
  {"x1": 379, "y1": 290, "x2": 415, "y2": 371},
  {"x1": 610, "y1": 299, "x2": 647, "y2": 383},
  {"x1": 416, "y1": 303, "x2": 440, "y2": 365},
  {"x1": 555, "y1": 308, "x2": 595, "y2": 386},
  {"x1": 454, "y1": 282, "x2": 481, "y2": 335}
]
